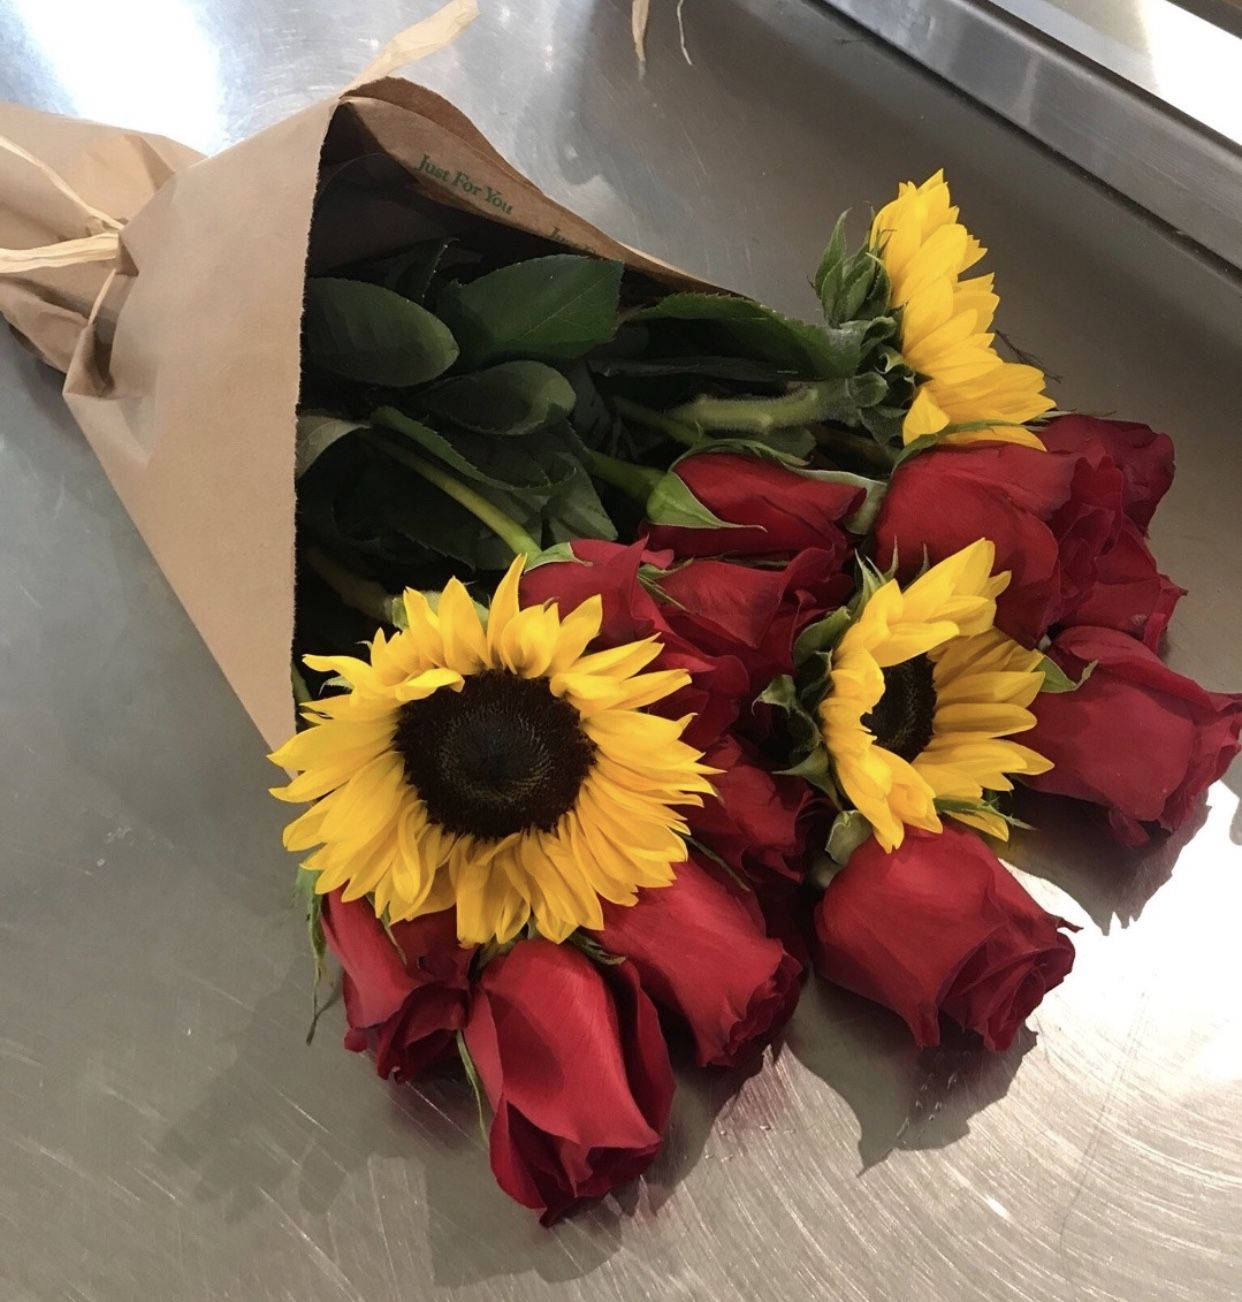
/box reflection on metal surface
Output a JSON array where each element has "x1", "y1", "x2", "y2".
[
  {"x1": 8, "y1": 0, "x2": 223, "y2": 152},
  {"x1": 992, "y1": 0, "x2": 1242, "y2": 144},
  {"x1": 0, "y1": 0, "x2": 1239, "y2": 1299},
  {"x1": 816, "y1": 0, "x2": 1242, "y2": 269}
]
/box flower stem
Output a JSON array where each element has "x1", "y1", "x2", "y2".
[
  {"x1": 585, "y1": 447, "x2": 662, "y2": 503},
  {"x1": 612, "y1": 396, "x2": 706, "y2": 448},
  {"x1": 669, "y1": 383, "x2": 861, "y2": 434},
  {"x1": 365, "y1": 412, "x2": 541, "y2": 558},
  {"x1": 814, "y1": 425, "x2": 898, "y2": 472},
  {"x1": 303, "y1": 545, "x2": 406, "y2": 628}
]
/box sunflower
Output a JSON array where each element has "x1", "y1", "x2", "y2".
[
  {"x1": 871, "y1": 171, "x2": 1054, "y2": 449},
  {"x1": 270, "y1": 556, "x2": 714, "y2": 946},
  {"x1": 818, "y1": 540, "x2": 1052, "y2": 850}
]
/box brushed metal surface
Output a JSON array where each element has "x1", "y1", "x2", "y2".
[
  {"x1": 0, "y1": 2, "x2": 1240, "y2": 1299},
  {"x1": 815, "y1": 0, "x2": 1242, "y2": 271}
]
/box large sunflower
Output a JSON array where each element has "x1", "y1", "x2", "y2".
[
  {"x1": 872, "y1": 171, "x2": 1054, "y2": 449},
  {"x1": 818, "y1": 540, "x2": 1052, "y2": 850},
  {"x1": 271, "y1": 556, "x2": 714, "y2": 945}
]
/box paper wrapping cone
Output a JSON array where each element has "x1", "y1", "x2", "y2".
[{"x1": 0, "y1": 64, "x2": 715, "y2": 751}]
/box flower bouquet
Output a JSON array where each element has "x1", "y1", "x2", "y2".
[{"x1": 1, "y1": 0, "x2": 1238, "y2": 1225}]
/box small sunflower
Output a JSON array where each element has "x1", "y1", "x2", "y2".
[
  {"x1": 270, "y1": 556, "x2": 714, "y2": 946},
  {"x1": 872, "y1": 171, "x2": 1054, "y2": 449},
  {"x1": 817, "y1": 540, "x2": 1052, "y2": 850}
]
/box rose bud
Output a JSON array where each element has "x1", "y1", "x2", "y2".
[
  {"x1": 591, "y1": 853, "x2": 802, "y2": 1068},
  {"x1": 1038, "y1": 414, "x2": 1174, "y2": 530},
  {"x1": 813, "y1": 826, "x2": 1076, "y2": 1052},
  {"x1": 689, "y1": 732, "x2": 827, "y2": 885},
  {"x1": 874, "y1": 432, "x2": 1180, "y2": 648},
  {"x1": 644, "y1": 452, "x2": 863, "y2": 560},
  {"x1": 463, "y1": 939, "x2": 673, "y2": 1224},
  {"x1": 320, "y1": 894, "x2": 474, "y2": 1081},
  {"x1": 521, "y1": 538, "x2": 749, "y2": 748},
  {"x1": 657, "y1": 548, "x2": 855, "y2": 695},
  {"x1": 1024, "y1": 625, "x2": 1242, "y2": 845}
]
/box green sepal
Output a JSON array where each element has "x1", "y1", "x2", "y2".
[
  {"x1": 1037, "y1": 656, "x2": 1097, "y2": 694},
  {"x1": 455, "y1": 1030, "x2": 491, "y2": 1145},
  {"x1": 525, "y1": 540, "x2": 588, "y2": 570},
  {"x1": 935, "y1": 795, "x2": 1035, "y2": 833},
  {"x1": 826, "y1": 809, "x2": 873, "y2": 867},
  {"x1": 294, "y1": 867, "x2": 331, "y2": 1046},
  {"x1": 673, "y1": 427, "x2": 817, "y2": 466},
  {"x1": 792, "y1": 605, "x2": 853, "y2": 668},
  {"x1": 813, "y1": 211, "x2": 893, "y2": 328},
  {"x1": 568, "y1": 932, "x2": 628, "y2": 966},
  {"x1": 645, "y1": 470, "x2": 747, "y2": 531},
  {"x1": 891, "y1": 432, "x2": 943, "y2": 467}
]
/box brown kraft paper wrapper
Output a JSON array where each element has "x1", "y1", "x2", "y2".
[{"x1": 0, "y1": 64, "x2": 715, "y2": 751}]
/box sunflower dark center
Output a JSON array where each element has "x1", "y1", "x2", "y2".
[
  {"x1": 862, "y1": 654, "x2": 937, "y2": 762},
  {"x1": 392, "y1": 670, "x2": 595, "y2": 841}
]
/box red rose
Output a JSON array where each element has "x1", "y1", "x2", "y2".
[
  {"x1": 644, "y1": 452, "x2": 862, "y2": 560},
  {"x1": 463, "y1": 939, "x2": 674, "y2": 1224},
  {"x1": 592, "y1": 854, "x2": 802, "y2": 1068},
  {"x1": 689, "y1": 732, "x2": 827, "y2": 884},
  {"x1": 1039, "y1": 414, "x2": 1174, "y2": 530},
  {"x1": 1058, "y1": 519, "x2": 1184, "y2": 648},
  {"x1": 521, "y1": 539, "x2": 749, "y2": 748},
  {"x1": 874, "y1": 423, "x2": 1180, "y2": 647},
  {"x1": 1024, "y1": 625, "x2": 1242, "y2": 845},
  {"x1": 657, "y1": 548, "x2": 854, "y2": 695},
  {"x1": 812, "y1": 826, "x2": 1076, "y2": 1052},
  {"x1": 320, "y1": 893, "x2": 474, "y2": 1080}
]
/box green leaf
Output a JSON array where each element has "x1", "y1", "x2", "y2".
[
  {"x1": 1037, "y1": 655, "x2": 1097, "y2": 694},
  {"x1": 417, "y1": 361, "x2": 577, "y2": 437},
  {"x1": 632, "y1": 292, "x2": 855, "y2": 379},
  {"x1": 826, "y1": 810, "x2": 872, "y2": 866},
  {"x1": 436, "y1": 254, "x2": 623, "y2": 367},
  {"x1": 542, "y1": 456, "x2": 618, "y2": 544},
  {"x1": 296, "y1": 412, "x2": 367, "y2": 478},
  {"x1": 589, "y1": 355, "x2": 792, "y2": 384},
  {"x1": 378, "y1": 238, "x2": 449, "y2": 302},
  {"x1": 645, "y1": 471, "x2": 747, "y2": 531},
  {"x1": 371, "y1": 411, "x2": 567, "y2": 494},
  {"x1": 303, "y1": 278, "x2": 459, "y2": 386}
]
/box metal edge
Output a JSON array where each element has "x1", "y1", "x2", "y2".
[{"x1": 815, "y1": 0, "x2": 1242, "y2": 270}]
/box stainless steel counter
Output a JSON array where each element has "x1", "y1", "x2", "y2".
[{"x1": 1, "y1": 2, "x2": 1239, "y2": 1299}]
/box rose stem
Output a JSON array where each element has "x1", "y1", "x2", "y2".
[
  {"x1": 303, "y1": 545, "x2": 408, "y2": 628},
  {"x1": 612, "y1": 396, "x2": 707, "y2": 448},
  {"x1": 584, "y1": 447, "x2": 663, "y2": 503},
  {"x1": 667, "y1": 382, "x2": 868, "y2": 434},
  {"x1": 365, "y1": 411, "x2": 542, "y2": 559}
]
